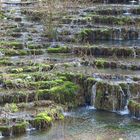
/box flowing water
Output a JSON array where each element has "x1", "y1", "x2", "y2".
[{"x1": 1, "y1": 107, "x2": 140, "y2": 140}]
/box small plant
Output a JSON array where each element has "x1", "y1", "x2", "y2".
[{"x1": 4, "y1": 103, "x2": 18, "y2": 113}]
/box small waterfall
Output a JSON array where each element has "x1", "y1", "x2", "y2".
[
  {"x1": 0, "y1": 51, "x2": 4, "y2": 57},
  {"x1": 26, "y1": 124, "x2": 36, "y2": 132},
  {"x1": 115, "y1": 28, "x2": 122, "y2": 40},
  {"x1": 69, "y1": 19, "x2": 74, "y2": 30},
  {"x1": 118, "y1": 84, "x2": 131, "y2": 115},
  {"x1": 123, "y1": 8, "x2": 131, "y2": 16},
  {"x1": 132, "y1": 47, "x2": 137, "y2": 58},
  {"x1": 91, "y1": 83, "x2": 97, "y2": 108},
  {"x1": 22, "y1": 32, "x2": 28, "y2": 47},
  {"x1": 119, "y1": 86, "x2": 125, "y2": 97},
  {"x1": 130, "y1": 0, "x2": 137, "y2": 5},
  {"x1": 0, "y1": 132, "x2": 3, "y2": 138},
  {"x1": 136, "y1": 92, "x2": 140, "y2": 98},
  {"x1": 118, "y1": 28, "x2": 122, "y2": 40},
  {"x1": 112, "y1": 99, "x2": 115, "y2": 112},
  {"x1": 127, "y1": 84, "x2": 131, "y2": 98},
  {"x1": 119, "y1": 86, "x2": 125, "y2": 112}
]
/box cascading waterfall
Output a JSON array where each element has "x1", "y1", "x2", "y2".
[
  {"x1": 0, "y1": 51, "x2": 4, "y2": 57},
  {"x1": 0, "y1": 132, "x2": 3, "y2": 138},
  {"x1": 136, "y1": 91, "x2": 140, "y2": 98},
  {"x1": 91, "y1": 83, "x2": 97, "y2": 108},
  {"x1": 130, "y1": 0, "x2": 137, "y2": 5},
  {"x1": 26, "y1": 124, "x2": 36, "y2": 132},
  {"x1": 123, "y1": 8, "x2": 131, "y2": 16},
  {"x1": 118, "y1": 28, "x2": 122, "y2": 40},
  {"x1": 114, "y1": 28, "x2": 122, "y2": 40},
  {"x1": 119, "y1": 85, "x2": 125, "y2": 109},
  {"x1": 111, "y1": 84, "x2": 116, "y2": 112},
  {"x1": 132, "y1": 47, "x2": 137, "y2": 58},
  {"x1": 118, "y1": 84, "x2": 131, "y2": 115},
  {"x1": 127, "y1": 83, "x2": 131, "y2": 98}
]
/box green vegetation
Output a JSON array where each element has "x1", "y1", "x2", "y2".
[
  {"x1": 4, "y1": 103, "x2": 19, "y2": 113},
  {"x1": 0, "y1": 48, "x2": 44, "y2": 56},
  {"x1": 0, "y1": 126, "x2": 11, "y2": 137},
  {"x1": 128, "y1": 100, "x2": 140, "y2": 118},
  {"x1": 0, "y1": 11, "x2": 5, "y2": 19},
  {"x1": 50, "y1": 81, "x2": 79, "y2": 104},
  {"x1": 33, "y1": 112, "x2": 52, "y2": 130},
  {"x1": 47, "y1": 46, "x2": 70, "y2": 53},
  {"x1": 0, "y1": 41, "x2": 23, "y2": 49},
  {"x1": 33, "y1": 107, "x2": 64, "y2": 130},
  {"x1": 12, "y1": 122, "x2": 28, "y2": 135}
]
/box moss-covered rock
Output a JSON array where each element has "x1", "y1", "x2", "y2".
[
  {"x1": 12, "y1": 121, "x2": 28, "y2": 135},
  {"x1": 93, "y1": 81, "x2": 126, "y2": 111},
  {"x1": 73, "y1": 46, "x2": 135, "y2": 57},
  {"x1": 0, "y1": 41, "x2": 23, "y2": 49},
  {"x1": 32, "y1": 112, "x2": 52, "y2": 130},
  {"x1": 128, "y1": 99, "x2": 140, "y2": 118},
  {"x1": 50, "y1": 81, "x2": 79, "y2": 105},
  {"x1": 0, "y1": 126, "x2": 11, "y2": 137},
  {"x1": 91, "y1": 15, "x2": 139, "y2": 26},
  {"x1": 47, "y1": 46, "x2": 70, "y2": 53},
  {"x1": 0, "y1": 48, "x2": 44, "y2": 56},
  {"x1": 77, "y1": 27, "x2": 139, "y2": 42}
]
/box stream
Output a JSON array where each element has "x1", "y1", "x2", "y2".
[{"x1": 1, "y1": 107, "x2": 140, "y2": 140}]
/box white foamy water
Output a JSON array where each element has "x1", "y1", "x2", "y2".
[
  {"x1": 0, "y1": 133, "x2": 3, "y2": 139},
  {"x1": 118, "y1": 109, "x2": 129, "y2": 115}
]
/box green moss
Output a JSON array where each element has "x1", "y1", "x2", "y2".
[
  {"x1": 95, "y1": 59, "x2": 107, "y2": 68},
  {"x1": 0, "y1": 126, "x2": 11, "y2": 137},
  {"x1": 0, "y1": 60, "x2": 13, "y2": 66},
  {"x1": 0, "y1": 41, "x2": 23, "y2": 49},
  {"x1": 133, "y1": 77, "x2": 140, "y2": 81},
  {"x1": 36, "y1": 112, "x2": 52, "y2": 123},
  {"x1": 27, "y1": 44, "x2": 50, "y2": 49},
  {"x1": 0, "y1": 126, "x2": 11, "y2": 131},
  {"x1": 119, "y1": 83, "x2": 128, "y2": 93},
  {"x1": 47, "y1": 46, "x2": 70, "y2": 53},
  {"x1": 12, "y1": 121, "x2": 28, "y2": 135},
  {"x1": 0, "y1": 11, "x2": 5, "y2": 19},
  {"x1": 4, "y1": 103, "x2": 18, "y2": 113},
  {"x1": 8, "y1": 64, "x2": 52, "y2": 74},
  {"x1": 30, "y1": 79, "x2": 63, "y2": 89},
  {"x1": 78, "y1": 28, "x2": 93, "y2": 41},
  {"x1": 36, "y1": 89, "x2": 50, "y2": 98},
  {"x1": 87, "y1": 77, "x2": 96, "y2": 82},
  {"x1": 50, "y1": 81, "x2": 79, "y2": 104},
  {"x1": 28, "y1": 49, "x2": 44, "y2": 55},
  {"x1": 94, "y1": 81, "x2": 123, "y2": 111},
  {"x1": 0, "y1": 48, "x2": 44, "y2": 56},
  {"x1": 10, "y1": 68, "x2": 24, "y2": 73},
  {"x1": 58, "y1": 114, "x2": 64, "y2": 120},
  {"x1": 33, "y1": 112, "x2": 52, "y2": 130},
  {"x1": 4, "y1": 78, "x2": 64, "y2": 89},
  {"x1": 130, "y1": 65, "x2": 138, "y2": 70},
  {"x1": 128, "y1": 99, "x2": 140, "y2": 118}
]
